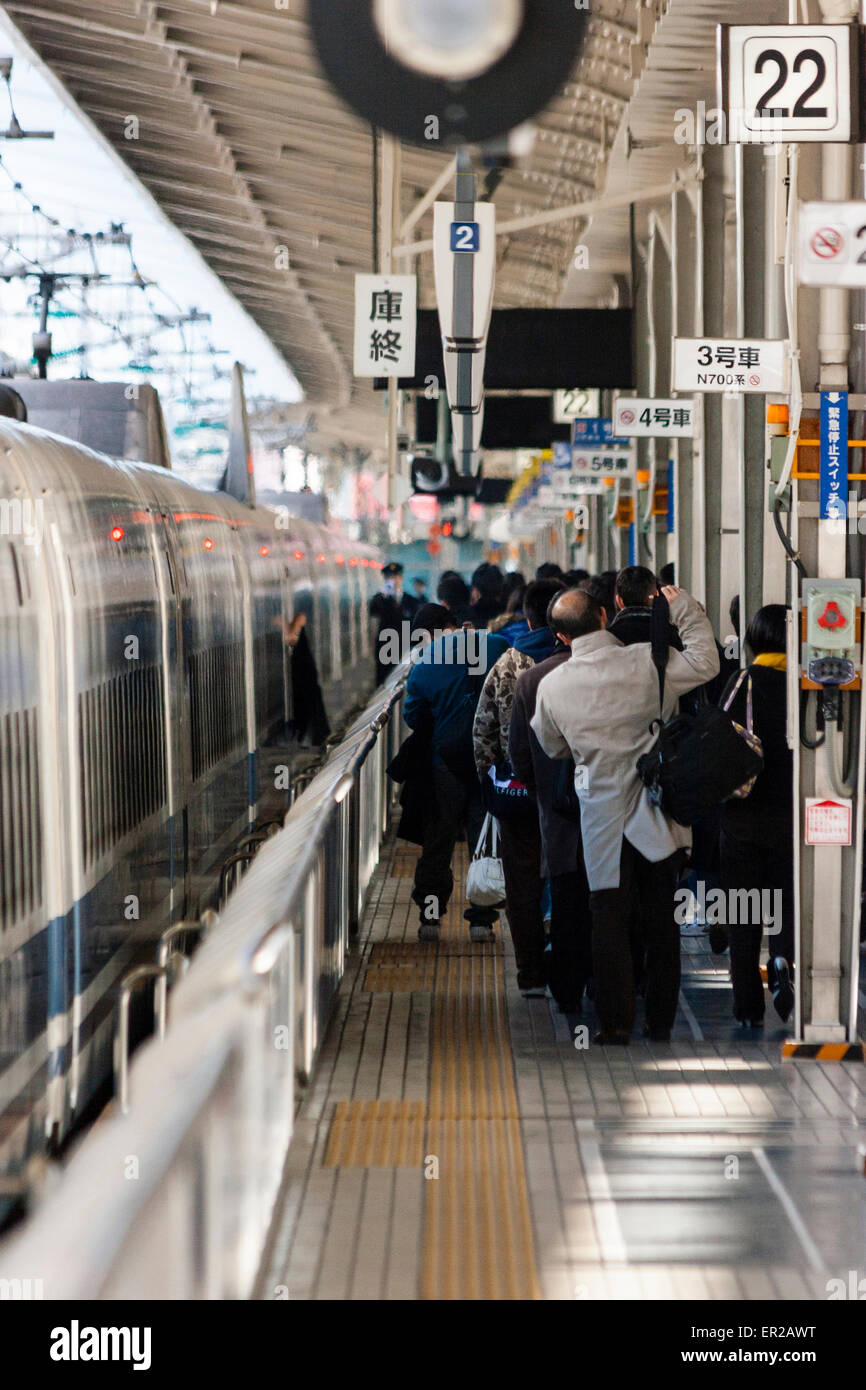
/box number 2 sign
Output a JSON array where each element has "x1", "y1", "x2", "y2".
[{"x1": 719, "y1": 24, "x2": 860, "y2": 143}]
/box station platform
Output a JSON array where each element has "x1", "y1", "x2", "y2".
[{"x1": 259, "y1": 832, "x2": 866, "y2": 1302}]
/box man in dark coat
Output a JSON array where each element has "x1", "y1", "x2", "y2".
[{"x1": 369, "y1": 561, "x2": 419, "y2": 685}]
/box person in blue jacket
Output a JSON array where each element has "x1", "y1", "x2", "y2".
[{"x1": 404, "y1": 623, "x2": 509, "y2": 943}]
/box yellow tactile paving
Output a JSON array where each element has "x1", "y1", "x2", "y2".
[
  {"x1": 362, "y1": 965, "x2": 435, "y2": 992},
  {"x1": 323, "y1": 1099, "x2": 427, "y2": 1168},
  {"x1": 322, "y1": 840, "x2": 542, "y2": 1298},
  {"x1": 420, "y1": 856, "x2": 541, "y2": 1299}
]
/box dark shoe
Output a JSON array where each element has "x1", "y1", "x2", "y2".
[
  {"x1": 593, "y1": 1030, "x2": 630, "y2": 1046},
  {"x1": 735, "y1": 1016, "x2": 764, "y2": 1028},
  {"x1": 771, "y1": 957, "x2": 794, "y2": 1022},
  {"x1": 708, "y1": 924, "x2": 729, "y2": 954},
  {"x1": 519, "y1": 977, "x2": 548, "y2": 998},
  {"x1": 643, "y1": 1025, "x2": 671, "y2": 1042},
  {"x1": 469, "y1": 922, "x2": 495, "y2": 944},
  {"x1": 418, "y1": 920, "x2": 440, "y2": 943}
]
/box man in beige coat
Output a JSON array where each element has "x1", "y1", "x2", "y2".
[{"x1": 531, "y1": 584, "x2": 719, "y2": 1043}]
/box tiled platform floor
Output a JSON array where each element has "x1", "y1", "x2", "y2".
[{"x1": 260, "y1": 834, "x2": 866, "y2": 1300}]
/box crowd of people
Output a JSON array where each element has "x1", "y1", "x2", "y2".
[{"x1": 376, "y1": 559, "x2": 795, "y2": 1043}]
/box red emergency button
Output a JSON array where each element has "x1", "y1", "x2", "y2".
[{"x1": 817, "y1": 601, "x2": 847, "y2": 631}]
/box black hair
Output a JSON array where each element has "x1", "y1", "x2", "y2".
[
  {"x1": 548, "y1": 587, "x2": 603, "y2": 640},
  {"x1": 658, "y1": 562, "x2": 675, "y2": 586},
  {"x1": 536, "y1": 561, "x2": 564, "y2": 580},
  {"x1": 524, "y1": 577, "x2": 566, "y2": 628},
  {"x1": 580, "y1": 570, "x2": 617, "y2": 620},
  {"x1": 729, "y1": 593, "x2": 740, "y2": 634},
  {"x1": 413, "y1": 602, "x2": 456, "y2": 636},
  {"x1": 615, "y1": 565, "x2": 659, "y2": 610},
  {"x1": 437, "y1": 573, "x2": 470, "y2": 609},
  {"x1": 563, "y1": 568, "x2": 590, "y2": 587},
  {"x1": 471, "y1": 562, "x2": 504, "y2": 599},
  {"x1": 747, "y1": 604, "x2": 787, "y2": 656}
]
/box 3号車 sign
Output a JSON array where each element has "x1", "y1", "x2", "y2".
[{"x1": 673, "y1": 338, "x2": 790, "y2": 393}]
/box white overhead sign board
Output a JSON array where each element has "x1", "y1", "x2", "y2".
[
  {"x1": 353, "y1": 274, "x2": 417, "y2": 377},
  {"x1": 614, "y1": 397, "x2": 696, "y2": 438},
  {"x1": 553, "y1": 388, "x2": 601, "y2": 424},
  {"x1": 719, "y1": 24, "x2": 858, "y2": 144},
  {"x1": 673, "y1": 338, "x2": 790, "y2": 394},
  {"x1": 798, "y1": 201, "x2": 866, "y2": 287}
]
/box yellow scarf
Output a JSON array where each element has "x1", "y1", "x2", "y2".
[{"x1": 752, "y1": 652, "x2": 786, "y2": 670}]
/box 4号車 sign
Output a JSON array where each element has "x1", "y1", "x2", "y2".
[
  {"x1": 673, "y1": 338, "x2": 790, "y2": 393},
  {"x1": 614, "y1": 397, "x2": 696, "y2": 438}
]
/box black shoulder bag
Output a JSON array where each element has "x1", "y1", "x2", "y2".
[{"x1": 635, "y1": 592, "x2": 764, "y2": 826}]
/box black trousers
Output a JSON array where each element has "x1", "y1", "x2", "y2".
[
  {"x1": 720, "y1": 830, "x2": 794, "y2": 1022},
  {"x1": 499, "y1": 816, "x2": 545, "y2": 980},
  {"x1": 549, "y1": 858, "x2": 593, "y2": 1009},
  {"x1": 589, "y1": 839, "x2": 682, "y2": 1036},
  {"x1": 412, "y1": 764, "x2": 498, "y2": 928}
]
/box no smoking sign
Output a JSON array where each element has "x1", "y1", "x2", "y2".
[{"x1": 800, "y1": 201, "x2": 866, "y2": 286}]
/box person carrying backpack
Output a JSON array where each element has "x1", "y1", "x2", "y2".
[{"x1": 531, "y1": 585, "x2": 719, "y2": 1043}]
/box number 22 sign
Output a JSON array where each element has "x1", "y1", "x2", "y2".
[{"x1": 719, "y1": 24, "x2": 860, "y2": 143}]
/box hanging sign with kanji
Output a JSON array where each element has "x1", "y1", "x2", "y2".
[
  {"x1": 673, "y1": 338, "x2": 789, "y2": 393},
  {"x1": 613, "y1": 397, "x2": 696, "y2": 438},
  {"x1": 353, "y1": 274, "x2": 417, "y2": 377}
]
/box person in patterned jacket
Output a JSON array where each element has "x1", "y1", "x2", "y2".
[{"x1": 472, "y1": 577, "x2": 565, "y2": 994}]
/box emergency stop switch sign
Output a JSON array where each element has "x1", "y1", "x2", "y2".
[
  {"x1": 804, "y1": 797, "x2": 852, "y2": 846},
  {"x1": 817, "y1": 600, "x2": 847, "y2": 631}
]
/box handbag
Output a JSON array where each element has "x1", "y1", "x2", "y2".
[
  {"x1": 635, "y1": 592, "x2": 764, "y2": 826},
  {"x1": 465, "y1": 812, "x2": 507, "y2": 907},
  {"x1": 720, "y1": 668, "x2": 764, "y2": 799},
  {"x1": 481, "y1": 759, "x2": 535, "y2": 820}
]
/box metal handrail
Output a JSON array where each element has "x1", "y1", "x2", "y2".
[{"x1": 115, "y1": 964, "x2": 169, "y2": 1113}]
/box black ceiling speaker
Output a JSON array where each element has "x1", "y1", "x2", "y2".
[{"x1": 308, "y1": 1, "x2": 587, "y2": 146}]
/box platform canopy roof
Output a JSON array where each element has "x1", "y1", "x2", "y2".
[{"x1": 1, "y1": 0, "x2": 778, "y2": 460}]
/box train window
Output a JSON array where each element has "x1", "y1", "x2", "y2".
[
  {"x1": 0, "y1": 707, "x2": 41, "y2": 932},
  {"x1": 188, "y1": 642, "x2": 246, "y2": 783},
  {"x1": 79, "y1": 666, "x2": 167, "y2": 868}
]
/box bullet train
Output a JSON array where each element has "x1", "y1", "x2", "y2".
[{"x1": 0, "y1": 410, "x2": 382, "y2": 1185}]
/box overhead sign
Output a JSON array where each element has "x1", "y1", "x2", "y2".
[
  {"x1": 805, "y1": 797, "x2": 852, "y2": 845},
  {"x1": 451, "y1": 221, "x2": 480, "y2": 253},
  {"x1": 673, "y1": 338, "x2": 789, "y2": 394},
  {"x1": 571, "y1": 417, "x2": 627, "y2": 447},
  {"x1": 553, "y1": 388, "x2": 601, "y2": 423},
  {"x1": 614, "y1": 397, "x2": 696, "y2": 438},
  {"x1": 820, "y1": 390, "x2": 848, "y2": 522},
  {"x1": 571, "y1": 445, "x2": 635, "y2": 479},
  {"x1": 799, "y1": 201, "x2": 866, "y2": 286},
  {"x1": 719, "y1": 24, "x2": 859, "y2": 144},
  {"x1": 354, "y1": 274, "x2": 417, "y2": 377}
]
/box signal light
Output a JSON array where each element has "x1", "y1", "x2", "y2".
[
  {"x1": 349, "y1": 557, "x2": 358, "y2": 567},
  {"x1": 293, "y1": 549, "x2": 304, "y2": 560},
  {"x1": 204, "y1": 538, "x2": 214, "y2": 551},
  {"x1": 260, "y1": 545, "x2": 270, "y2": 556},
  {"x1": 316, "y1": 554, "x2": 325, "y2": 562},
  {"x1": 110, "y1": 526, "x2": 124, "y2": 542},
  {"x1": 336, "y1": 555, "x2": 345, "y2": 564}
]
